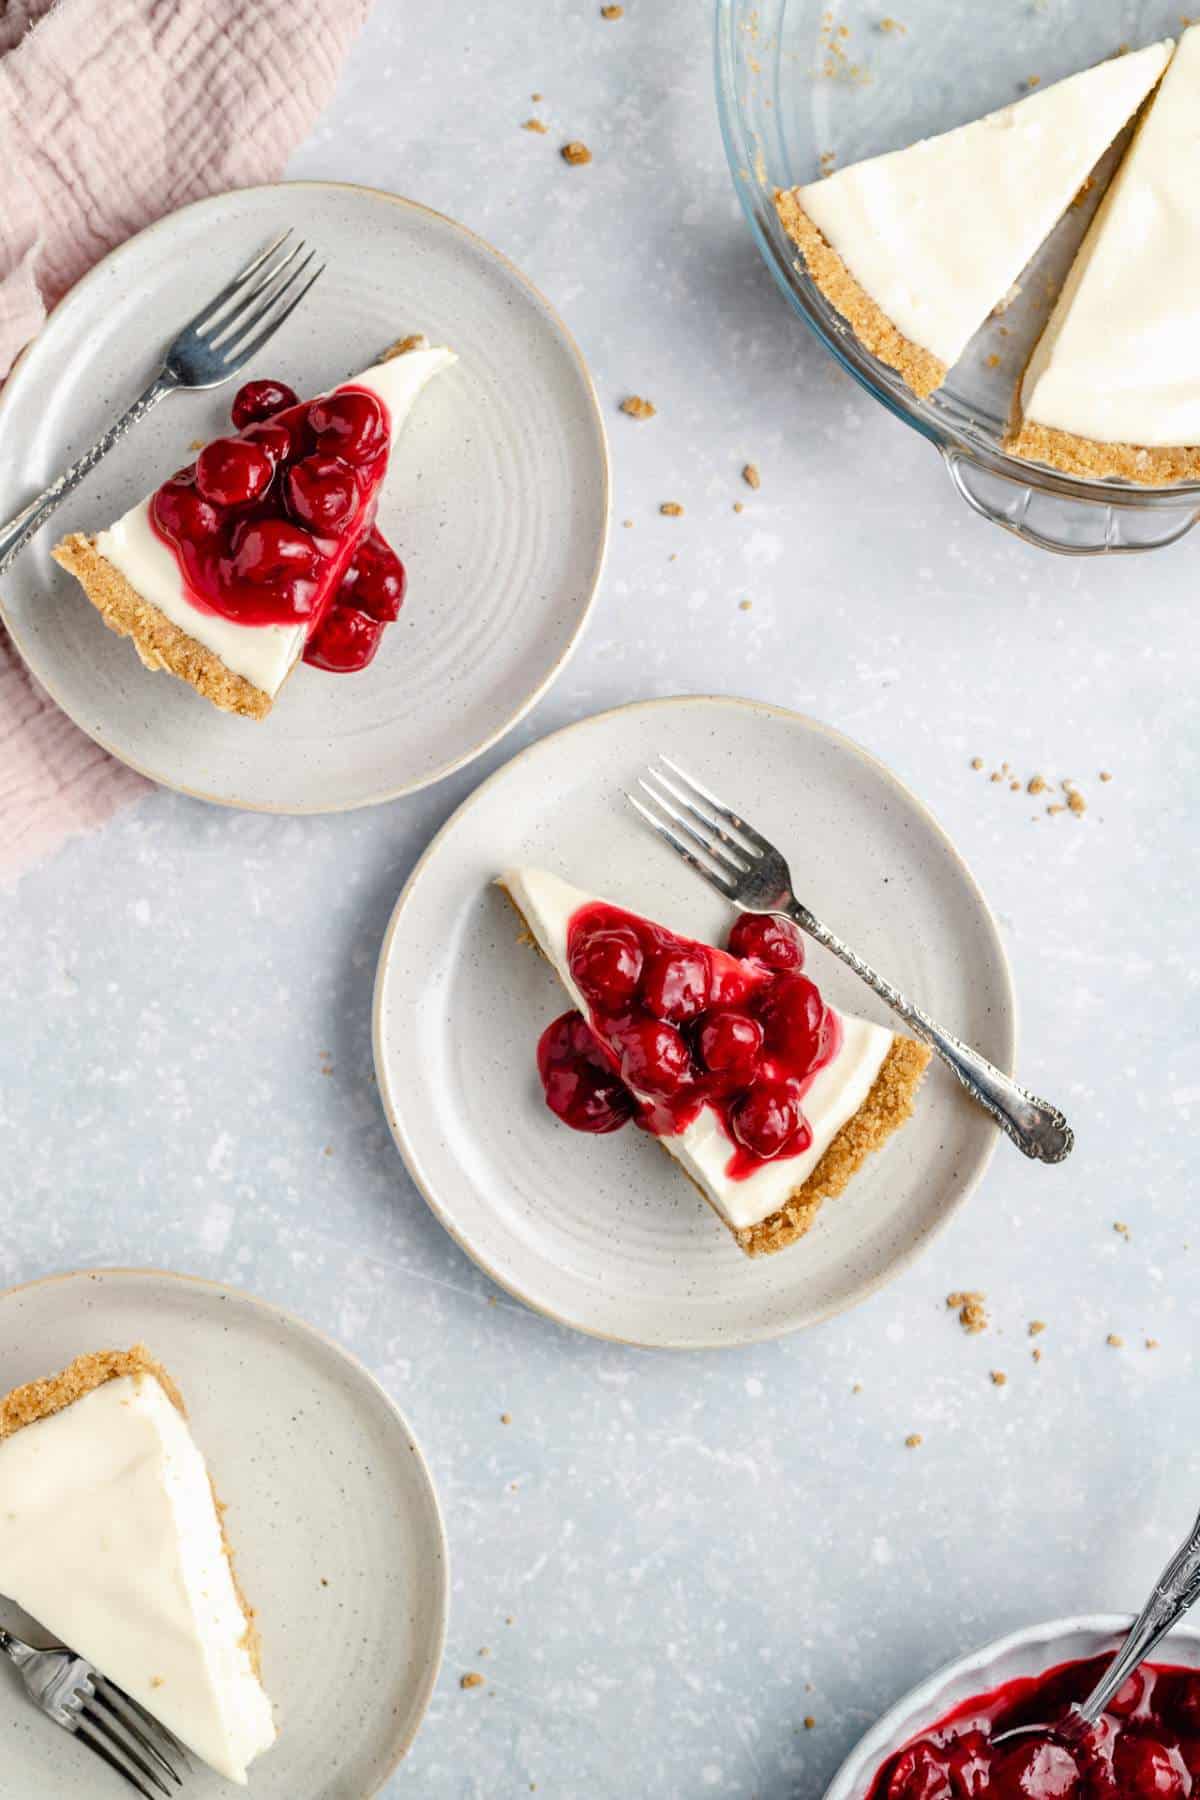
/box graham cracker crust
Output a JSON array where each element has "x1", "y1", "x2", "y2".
[
  {"x1": 773, "y1": 189, "x2": 947, "y2": 400},
  {"x1": 1005, "y1": 418, "x2": 1200, "y2": 486},
  {"x1": 51, "y1": 532, "x2": 274, "y2": 720},
  {"x1": 499, "y1": 878, "x2": 931, "y2": 1258},
  {"x1": 0, "y1": 1346, "x2": 263, "y2": 1676}
]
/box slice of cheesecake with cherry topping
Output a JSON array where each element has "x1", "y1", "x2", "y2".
[
  {"x1": 53, "y1": 334, "x2": 455, "y2": 719},
  {"x1": 501, "y1": 869, "x2": 931, "y2": 1256}
]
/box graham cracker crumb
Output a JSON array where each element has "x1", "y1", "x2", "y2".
[
  {"x1": 742, "y1": 462, "x2": 761, "y2": 489},
  {"x1": 970, "y1": 757, "x2": 983, "y2": 771},
  {"x1": 1008, "y1": 417, "x2": 1200, "y2": 485},
  {"x1": 461, "y1": 1672, "x2": 486, "y2": 1690},
  {"x1": 1146, "y1": 1338, "x2": 1160, "y2": 1350},
  {"x1": 1028, "y1": 775, "x2": 1047, "y2": 795},
  {"x1": 904, "y1": 1433, "x2": 923, "y2": 1449},
  {"x1": 733, "y1": 501, "x2": 745, "y2": 514},
  {"x1": 1107, "y1": 1333, "x2": 1124, "y2": 1348},
  {"x1": 561, "y1": 140, "x2": 592, "y2": 165},
  {"x1": 531, "y1": 91, "x2": 543, "y2": 101},
  {"x1": 1114, "y1": 1221, "x2": 1130, "y2": 1240},
  {"x1": 1100, "y1": 770, "x2": 1113, "y2": 783},
  {"x1": 622, "y1": 518, "x2": 634, "y2": 528},
  {"x1": 1026, "y1": 74, "x2": 1041, "y2": 87},
  {"x1": 1029, "y1": 1320, "x2": 1046, "y2": 1336},
  {"x1": 1066, "y1": 787, "x2": 1087, "y2": 816},
  {"x1": 188, "y1": 438, "x2": 206, "y2": 451},
  {"x1": 986, "y1": 354, "x2": 1001, "y2": 369},
  {"x1": 804, "y1": 1716, "x2": 817, "y2": 1729},
  {"x1": 601, "y1": 3, "x2": 623, "y2": 15},
  {"x1": 819, "y1": 149, "x2": 837, "y2": 175},
  {"x1": 620, "y1": 395, "x2": 656, "y2": 420},
  {"x1": 1009, "y1": 779, "x2": 1020, "y2": 791},
  {"x1": 990, "y1": 1370, "x2": 1007, "y2": 1387},
  {"x1": 150, "y1": 1676, "x2": 165, "y2": 1689},
  {"x1": 851, "y1": 1382, "x2": 863, "y2": 1394},
  {"x1": 946, "y1": 1291, "x2": 988, "y2": 1334},
  {"x1": 879, "y1": 16, "x2": 906, "y2": 31},
  {"x1": 501, "y1": 1412, "x2": 512, "y2": 1424},
  {"x1": 739, "y1": 599, "x2": 752, "y2": 612},
  {"x1": 660, "y1": 501, "x2": 684, "y2": 516},
  {"x1": 522, "y1": 118, "x2": 548, "y2": 133},
  {"x1": 1032, "y1": 1347, "x2": 1043, "y2": 1364},
  {"x1": 990, "y1": 772, "x2": 1002, "y2": 783}
]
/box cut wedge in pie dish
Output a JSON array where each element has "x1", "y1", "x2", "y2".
[
  {"x1": 53, "y1": 335, "x2": 456, "y2": 719},
  {"x1": 0, "y1": 1347, "x2": 276, "y2": 1785},
  {"x1": 1008, "y1": 25, "x2": 1200, "y2": 484},
  {"x1": 774, "y1": 39, "x2": 1172, "y2": 399},
  {"x1": 501, "y1": 868, "x2": 931, "y2": 1257}
]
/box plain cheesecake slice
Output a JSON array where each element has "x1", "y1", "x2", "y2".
[
  {"x1": 774, "y1": 39, "x2": 1172, "y2": 398},
  {"x1": 501, "y1": 868, "x2": 931, "y2": 1257},
  {"x1": 0, "y1": 1347, "x2": 275, "y2": 1785},
  {"x1": 53, "y1": 334, "x2": 456, "y2": 719},
  {"x1": 1008, "y1": 25, "x2": 1200, "y2": 483}
]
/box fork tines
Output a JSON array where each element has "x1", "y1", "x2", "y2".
[
  {"x1": 75, "y1": 1673, "x2": 187, "y2": 1796},
  {"x1": 626, "y1": 756, "x2": 764, "y2": 899},
  {"x1": 183, "y1": 228, "x2": 325, "y2": 372}
]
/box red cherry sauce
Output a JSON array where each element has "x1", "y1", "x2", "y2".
[
  {"x1": 148, "y1": 378, "x2": 409, "y2": 675},
  {"x1": 535, "y1": 904, "x2": 842, "y2": 1177},
  {"x1": 865, "y1": 1655, "x2": 1200, "y2": 1800}
]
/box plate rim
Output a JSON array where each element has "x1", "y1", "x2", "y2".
[
  {"x1": 371, "y1": 691, "x2": 1018, "y2": 1350},
  {"x1": 0, "y1": 178, "x2": 611, "y2": 815},
  {"x1": 0, "y1": 1262, "x2": 450, "y2": 1792}
]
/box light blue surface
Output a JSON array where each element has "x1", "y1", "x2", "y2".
[{"x1": 3, "y1": 3, "x2": 1200, "y2": 1795}]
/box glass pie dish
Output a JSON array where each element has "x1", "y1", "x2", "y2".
[{"x1": 715, "y1": 0, "x2": 1200, "y2": 555}]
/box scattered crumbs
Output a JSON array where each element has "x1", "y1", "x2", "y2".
[
  {"x1": 879, "y1": 15, "x2": 906, "y2": 32},
  {"x1": 986, "y1": 354, "x2": 1001, "y2": 369},
  {"x1": 188, "y1": 438, "x2": 206, "y2": 451},
  {"x1": 320, "y1": 1577, "x2": 329, "y2": 1587},
  {"x1": 1047, "y1": 803, "x2": 1065, "y2": 816},
  {"x1": 601, "y1": 3, "x2": 624, "y2": 15},
  {"x1": 487, "y1": 1295, "x2": 498, "y2": 1305},
  {"x1": 531, "y1": 91, "x2": 543, "y2": 101},
  {"x1": 1025, "y1": 74, "x2": 1041, "y2": 87},
  {"x1": 323, "y1": 1145, "x2": 333, "y2": 1157},
  {"x1": 620, "y1": 395, "x2": 656, "y2": 420},
  {"x1": 1146, "y1": 1338, "x2": 1160, "y2": 1351},
  {"x1": 668, "y1": 553, "x2": 678, "y2": 562},
  {"x1": 1029, "y1": 1320, "x2": 1046, "y2": 1336},
  {"x1": 622, "y1": 518, "x2": 634, "y2": 528},
  {"x1": 1100, "y1": 770, "x2": 1113, "y2": 783},
  {"x1": 851, "y1": 1382, "x2": 863, "y2": 1394},
  {"x1": 506, "y1": 1616, "x2": 515, "y2": 1626},
  {"x1": 742, "y1": 462, "x2": 762, "y2": 489},
  {"x1": 819, "y1": 148, "x2": 837, "y2": 175},
  {"x1": 501, "y1": 1412, "x2": 512, "y2": 1425},
  {"x1": 970, "y1": 757, "x2": 984, "y2": 771},
  {"x1": 1065, "y1": 784, "x2": 1087, "y2": 816},
  {"x1": 660, "y1": 501, "x2": 684, "y2": 516},
  {"x1": 1032, "y1": 1347, "x2": 1043, "y2": 1364},
  {"x1": 804, "y1": 1716, "x2": 817, "y2": 1730},
  {"x1": 150, "y1": 1676, "x2": 165, "y2": 1690},
  {"x1": 1114, "y1": 1221, "x2": 1130, "y2": 1240},
  {"x1": 522, "y1": 118, "x2": 548, "y2": 133},
  {"x1": 990, "y1": 771, "x2": 1003, "y2": 783},
  {"x1": 947, "y1": 1291, "x2": 988, "y2": 1334},
  {"x1": 733, "y1": 501, "x2": 745, "y2": 513},
  {"x1": 561, "y1": 140, "x2": 592, "y2": 165},
  {"x1": 739, "y1": 598, "x2": 753, "y2": 612},
  {"x1": 1009, "y1": 779, "x2": 1020, "y2": 791},
  {"x1": 990, "y1": 1370, "x2": 1007, "y2": 1387},
  {"x1": 460, "y1": 1672, "x2": 486, "y2": 1690},
  {"x1": 1028, "y1": 774, "x2": 1047, "y2": 795},
  {"x1": 1107, "y1": 1333, "x2": 1125, "y2": 1349},
  {"x1": 479, "y1": 1647, "x2": 491, "y2": 1658},
  {"x1": 905, "y1": 1433, "x2": 923, "y2": 1449}
]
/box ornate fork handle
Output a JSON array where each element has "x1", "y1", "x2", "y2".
[
  {"x1": 1072, "y1": 1508, "x2": 1200, "y2": 1728},
  {"x1": 0, "y1": 371, "x2": 177, "y2": 577},
  {"x1": 785, "y1": 901, "x2": 1073, "y2": 1163}
]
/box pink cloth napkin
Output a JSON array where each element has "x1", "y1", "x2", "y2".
[{"x1": 0, "y1": 0, "x2": 372, "y2": 885}]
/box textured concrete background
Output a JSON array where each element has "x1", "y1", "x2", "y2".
[{"x1": 2, "y1": 2, "x2": 1199, "y2": 1795}]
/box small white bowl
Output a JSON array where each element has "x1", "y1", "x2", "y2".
[{"x1": 824, "y1": 1615, "x2": 1200, "y2": 1800}]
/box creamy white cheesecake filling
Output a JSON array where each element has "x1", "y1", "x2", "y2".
[
  {"x1": 0, "y1": 1373, "x2": 275, "y2": 1785},
  {"x1": 1019, "y1": 26, "x2": 1200, "y2": 448},
  {"x1": 503, "y1": 868, "x2": 894, "y2": 1233},
  {"x1": 795, "y1": 39, "x2": 1171, "y2": 369},
  {"x1": 96, "y1": 339, "x2": 457, "y2": 697}
]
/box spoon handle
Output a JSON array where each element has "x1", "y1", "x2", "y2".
[{"x1": 1078, "y1": 1507, "x2": 1200, "y2": 1725}]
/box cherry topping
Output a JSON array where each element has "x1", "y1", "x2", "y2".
[
  {"x1": 229, "y1": 517, "x2": 320, "y2": 585},
  {"x1": 989, "y1": 1738, "x2": 1081, "y2": 1800},
  {"x1": 240, "y1": 418, "x2": 296, "y2": 465},
  {"x1": 696, "y1": 1009, "x2": 763, "y2": 1079},
  {"x1": 570, "y1": 924, "x2": 644, "y2": 1011},
  {"x1": 639, "y1": 948, "x2": 709, "y2": 1023},
  {"x1": 885, "y1": 1742, "x2": 953, "y2": 1800},
  {"x1": 612, "y1": 1019, "x2": 692, "y2": 1098},
  {"x1": 195, "y1": 436, "x2": 274, "y2": 508},
  {"x1": 304, "y1": 605, "x2": 384, "y2": 673},
  {"x1": 231, "y1": 378, "x2": 300, "y2": 429},
  {"x1": 285, "y1": 454, "x2": 359, "y2": 534},
  {"x1": 152, "y1": 477, "x2": 220, "y2": 542},
  {"x1": 309, "y1": 387, "x2": 387, "y2": 464},
  {"x1": 350, "y1": 532, "x2": 408, "y2": 622},
  {"x1": 1112, "y1": 1736, "x2": 1186, "y2": 1799},
  {"x1": 759, "y1": 973, "x2": 826, "y2": 1072},
  {"x1": 537, "y1": 1011, "x2": 635, "y2": 1134},
  {"x1": 728, "y1": 912, "x2": 805, "y2": 971},
  {"x1": 729, "y1": 1076, "x2": 809, "y2": 1161}
]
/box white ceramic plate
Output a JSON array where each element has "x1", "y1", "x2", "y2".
[
  {"x1": 373, "y1": 695, "x2": 1016, "y2": 1349},
  {"x1": 0, "y1": 1268, "x2": 448, "y2": 1797},
  {"x1": 823, "y1": 1616, "x2": 1200, "y2": 1800},
  {"x1": 0, "y1": 181, "x2": 608, "y2": 812}
]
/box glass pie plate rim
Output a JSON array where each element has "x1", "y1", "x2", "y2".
[{"x1": 714, "y1": 0, "x2": 1200, "y2": 557}]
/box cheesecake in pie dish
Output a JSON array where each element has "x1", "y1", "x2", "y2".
[
  {"x1": 53, "y1": 334, "x2": 456, "y2": 719},
  {"x1": 0, "y1": 1346, "x2": 275, "y2": 1785},
  {"x1": 501, "y1": 868, "x2": 931, "y2": 1256},
  {"x1": 1008, "y1": 25, "x2": 1200, "y2": 483},
  {"x1": 774, "y1": 39, "x2": 1171, "y2": 399}
]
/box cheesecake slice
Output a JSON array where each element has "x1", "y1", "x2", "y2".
[
  {"x1": 0, "y1": 1347, "x2": 275, "y2": 1785},
  {"x1": 774, "y1": 40, "x2": 1172, "y2": 398},
  {"x1": 1008, "y1": 26, "x2": 1200, "y2": 483},
  {"x1": 501, "y1": 869, "x2": 930, "y2": 1256},
  {"x1": 54, "y1": 334, "x2": 456, "y2": 718}
]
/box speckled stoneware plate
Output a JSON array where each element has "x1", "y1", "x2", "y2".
[
  {"x1": 0, "y1": 181, "x2": 608, "y2": 812},
  {"x1": 373, "y1": 695, "x2": 1016, "y2": 1349},
  {"x1": 823, "y1": 1616, "x2": 1200, "y2": 1799},
  {"x1": 0, "y1": 1268, "x2": 448, "y2": 1797}
]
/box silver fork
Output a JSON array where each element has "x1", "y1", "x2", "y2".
[
  {"x1": 0, "y1": 229, "x2": 324, "y2": 577},
  {"x1": 1, "y1": 1624, "x2": 189, "y2": 1794},
  {"x1": 628, "y1": 755, "x2": 1073, "y2": 1163}
]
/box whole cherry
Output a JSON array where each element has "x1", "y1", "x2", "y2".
[
  {"x1": 229, "y1": 517, "x2": 320, "y2": 585},
  {"x1": 728, "y1": 912, "x2": 805, "y2": 972},
  {"x1": 285, "y1": 454, "x2": 359, "y2": 534},
  {"x1": 759, "y1": 972, "x2": 826, "y2": 1070},
  {"x1": 350, "y1": 535, "x2": 408, "y2": 623},
  {"x1": 308, "y1": 388, "x2": 387, "y2": 463},
  {"x1": 640, "y1": 948, "x2": 709, "y2": 1023},
  {"x1": 569, "y1": 923, "x2": 643, "y2": 1011},
  {"x1": 195, "y1": 436, "x2": 274, "y2": 508},
  {"x1": 230, "y1": 378, "x2": 299, "y2": 429},
  {"x1": 537, "y1": 1011, "x2": 634, "y2": 1135},
  {"x1": 304, "y1": 605, "x2": 384, "y2": 672},
  {"x1": 696, "y1": 1009, "x2": 763, "y2": 1079},
  {"x1": 729, "y1": 1076, "x2": 807, "y2": 1160},
  {"x1": 152, "y1": 478, "x2": 220, "y2": 543},
  {"x1": 613, "y1": 1018, "x2": 692, "y2": 1098}
]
